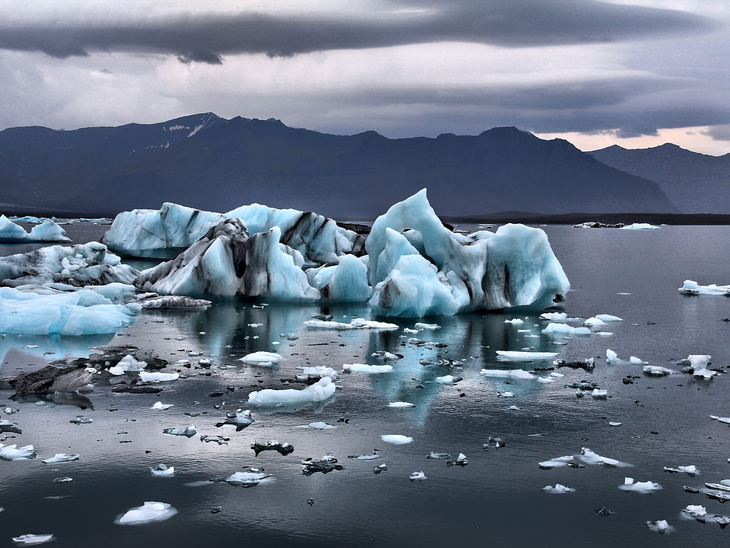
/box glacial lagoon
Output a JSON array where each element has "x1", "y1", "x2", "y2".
[{"x1": 1, "y1": 222, "x2": 730, "y2": 547}]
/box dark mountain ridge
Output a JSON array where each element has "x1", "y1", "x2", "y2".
[
  {"x1": 590, "y1": 143, "x2": 730, "y2": 214},
  {"x1": 0, "y1": 114, "x2": 677, "y2": 218}
]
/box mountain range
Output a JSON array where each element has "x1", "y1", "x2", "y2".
[
  {"x1": 0, "y1": 113, "x2": 699, "y2": 218},
  {"x1": 589, "y1": 144, "x2": 730, "y2": 214}
]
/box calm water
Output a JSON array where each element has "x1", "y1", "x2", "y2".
[{"x1": 1, "y1": 223, "x2": 730, "y2": 548}]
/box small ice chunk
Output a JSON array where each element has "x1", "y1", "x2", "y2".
[
  {"x1": 542, "y1": 484, "x2": 575, "y2": 494},
  {"x1": 480, "y1": 369, "x2": 535, "y2": 380},
  {"x1": 606, "y1": 349, "x2": 620, "y2": 363},
  {"x1": 139, "y1": 371, "x2": 179, "y2": 382},
  {"x1": 388, "y1": 402, "x2": 416, "y2": 408},
  {"x1": 496, "y1": 351, "x2": 558, "y2": 362},
  {"x1": 446, "y1": 453, "x2": 468, "y2": 467},
  {"x1": 216, "y1": 410, "x2": 254, "y2": 431},
  {"x1": 414, "y1": 322, "x2": 440, "y2": 330},
  {"x1": 409, "y1": 471, "x2": 427, "y2": 481},
  {"x1": 239, "y1": 352, "x2": 284, "y2": 367},
  {"x1": 371, "y1": 351, "x2": 400, "y2": 362},
  {"x1": 618, "y1": 477, "x2": 662, "y2": 493},
  {"x1": 248, "y1": 376, "x2": 336, "y2": 407},
  {"x1": 348, "y1": 454, "x2": 381, "y2": 460},
  {"x1": 583, "y1": 317, "x2": 606, "y2": 327},
  {"x1": 251, "y1": 440, "x2": 294, "y2": 456},
  {"x1": 162, "y1": 425, "x2": 197, "y2": 438},
  {"x1": 710, "y1": 415, "x2": 730, "y2": 424},
  {"x1": 542, "y1": 323, "x2": 591, "y2": 336},
  {"x1": 629, "y1": 356, "x2": 647, "y2": 365},
  {"x1": 435, "y1": 375, "x2": 461, "y2": 384},
  {"x1": 620, "y1": 223, "x2": 660, "y2": 230},
  {"x1": 595, "y1": 314, "x2": 622, "y2": 322},
  {"x1": 591, "y1": 389, "x2": 608, "y2": 399},
  {"x1": 645, "y1": 520, "x2": 673, "y2": 534},
  {"x1": 115, "y1": 501, "x2": 178, "y2": 525},
  {"x1": 151, "y1": 402, "x2": 173, "y2": 410},
  {"x1": 301, "y1": 454, "x2": 343, "y2": 474},
  {"x1": 343, "y1": 364, "x2": 393, "y2": 374},
  {"x1": 609, "y1": 422, "x2": 622, "y2": 427},
  {"x1": 504, "y1": 318, "x2": 524, "y2": 325},
  {"x1": 108, "y1": 355, "x2": 147, "y2": 376},
  {"x1": 296, "y1": 366, "x2": 338, "y2": 381},
  {"x1": 663, "y1": 465, "x2": 698, "y2": 476},
  {"x1": 303, "y1": 422, "x2": 334, "y2": 430},
  {"x1": 426, "y1": 451, "x2": 451, "y2": 460},
  {"x1": 150, "y1": 464, "x2": 175, "y2": 477},
  {"x1": 225, "y1": 471, "x2": 270, "y2": 486},
  {"x1": 497, "y1": 391, "x2": 515, "y2": 398},
  {"x1": 380, "y1": 435, "x2": 413, "y2": 445},
  {"x1": 11, "y1": 534, "x2": 55, "y2": 545},
  {"x1": 540, "y1": 312, "x2": 568, "y2": 322},
  {"x1": 644, "y1": 365, "x2": 674, "y2": 377},
  {"x1": 682, "y1": 505, "x2": 707, "y2": 520},
  {"x1": 305, "y1": 319, "x2": 399, "y2": 330},
  {"x1": 42, "y1": 453, "x2": 79, "y2": 464}
]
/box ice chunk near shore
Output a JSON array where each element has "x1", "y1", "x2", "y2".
[
  {"x1": 496, "y1": 351, "x2": 557, "y2": 362},
  {"x1": 248, "y1": 376, "x2": 336, "y2": 408},
  {"x1": 11, "y1": 534, "x2": 56, "y2": 545},
  {"x1": 136, "y1": 219, "x2": 319, "y2": 301},
  {"x1": 139, "y1": 371, "x2": 179, "y2": 382},
  {"x1": 115, "y1": 501, "x2": 178, "y2": 525},
  {"x1": 618, "y1": 477, "x2": 662, "y2": 493},
  {"x1": 343, "y1": 364, "x2": 393, "y2": 374},
  {"x1": 108, "y1": 355, "x2": 146, "y2": 376},
  {"x1": 0, "y1": 444, "x2": 37, "y2": 461},
  {"x1": 240, "y1": 352, "x2": 284, "y2": 367},
  {"x1": 366, "y1": 189, "x2": 569, "y2": 316},
  {"x1": 42, "y1": 454, "x2": 79, "y2": 464},
  {"x1": 679, "y1": 280, "x2": 730, "y2": 295},
  {"x1": 542, "y1": 484, "x2": 575, "y2": 494},
  {"x1": 381, "y1": 435, "x2": 413, "y2": 445},
  {"x1": 0, "y1": 242, "x2": 137, "y2": 287}
]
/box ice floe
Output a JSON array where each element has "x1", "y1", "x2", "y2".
[
  {"x1": 542, "y1": 484, "x2": 575, "y2": 494},
  {"x1": 151, "y1": 402, "x2": 173, "y2": 410},
  {"x1": 11, "y1": 534, "x2": 56, "y2": 545},
  {"x1": 215, "y1": 410, "x2": 254, "y2": 431},
  {"x1": 225, "y1": 470, "x2": 271, "y2": 486},
  {"x1": 42, "y1": 454, "x2": 79, "y2": 464},
  {"x1": 663, "y1": 464, "x2": 698, "y2": 476},
  {"x1": 643, "y1": 365, "x2": 674, "y2": 377},
  {"x1": 541, "y1": 323, "x2": 591, "y2": 336},
  {"x1": 620, "y1": 223, "x2": 660, "y2": 230},
  {"x1": 496, "y1": 351, "x2": 557, "y2": 362},
  {"x1": 304, "y1": 318, "x2": 399, "y2": 330},
  {"x1": 296, "y1": 366, "x2": 338, "y2": 381},
  {"x1": 139, "y1": 371, "x2": 179, "y2": 382},
  {"x1": 618, "y1": 477, "x2": 662, "y2": 493},
  {"x1": 645, "y1": 520, "x2": 674, "y2": 534},
  {"x1": 480, "y1": 369, "x2": 535, "y2": 380},
  {"x1": 301, "y1": 454, "x2": 343, "y2": 474},
  {"x1": 380, "y1": 434, "x2": 413, "y2": 445},
  {"x1": 343, "y1": 364, "x2": 393, "y2": 374},
  {"x1": 248, "y1": 376, "x2": 336, "y2": 408},
  {"x1": 0, "y1": 444, "x2": 37, "y2": 461},
  {"x1": 150, "y1": 464, "x2": 175, "y2": 477},
  {"x1": 388, "y1": 402, "x2": 416, "y2": 408},
  {"x1": 239, "y1": 351, "x2": 284, "y2": 367},
  {"x1": 539, "y1": 447, "x2": 632, "y2": 469},
  {"x1": 679, "y1": 280, "x2": 730, "y2": 296},
  {"x1": 115, "y1": 501, "x2": 178, "y2": 525}
]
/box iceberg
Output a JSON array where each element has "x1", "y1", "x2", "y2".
[
  {"x1": 248, "y1": 376, "x2": 336, "y2": 408},
  {"x1": 225, "y1": 471, "x2": 271, "y2": 486},
  {"x1": 618, "y1": 477, "x2": 662, "y2": 493},
  {"x1": 239, "y1": 351, "x2": 284, "y2": 367},
  {"x1": 496, "y1": 351, "x2": 557, "y2": 362},
  {"x1": 0, "y1": 444, "x2": 37, "y2": 461},
  {"x1": 139, "y1": 371, "x2": 179, "y2": 382},
  {"x1": 620, "y1": 223, "x2": 660, "y2": 230},
  {"x1": 366, "y1": 190, "x2": 569, "y2": 316},
  {"x1": 380, "y1": 434, "x2": 413, "y2": 445},
  {"x1": 304, "y1": 318, "x2": 399, "y2": 330},
  {"x1": 11, "y1": 534, "x2": 56, "y2": 545},
  {"x1": 150, "y1": 464, "x2": 175, "y2": 477},
  {"x1": 542, "y1": 484, "x2": 575, "y2": 494},
  {"x1": 42, "y1": 453, "x2": 79, "y2": 464},
  {"x1": 115, "y1": 501, "x2": 178, "y2": 525},
  {"x1": 0, "y1": 242, "x2": 137, "y2": 288},
  {"x1": 0, "y1": 215, "x2": 69, "y2": 243},
  {"x1": 103, "y1": 201, "x2": 364, "y2": 263},
  {"x1": 136, "y1": 219, "x2": 320, "y2": 301},
  {"x1": 343, "y1": 364, "x2": 393, "y2": 374}
]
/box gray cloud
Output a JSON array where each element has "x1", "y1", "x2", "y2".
[{"x1": 0, "y1": 0, "x2": 715, "y2": 62}]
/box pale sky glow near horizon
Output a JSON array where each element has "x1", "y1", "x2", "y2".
[{"x1": 1, "y1": 0, "x2": 729, "y2": 155}]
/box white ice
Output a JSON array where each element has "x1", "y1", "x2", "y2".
[
  {"x1": 542, "y1": 484, "x2": 575, "y2": 494},
  {"x1": 496, "y1": 351, "x2": 558, "y2": 362},
  {"x1": 0, "y1": 444, "x2": 37, "y2": 461},
  {"x1": 644, "y1": 365, "x2": 674, "y2": 376},
  {"x1": 108, "y1": 355, "x2": 147, "y2": 376},
  {"x1": 225, "y1": 471, "x2": 270, "y2": 486},
  {"x1": 304, "y1": 318, "x2": 399, "y2": 330},
  {"x1": 139, "y1": 371, "x2": 179, "y2": 382},
  {"x1": 414, "y1": 322, "x2": 440, "y2": 330},
  {"x1": 679, "y1": 280, "x2": 730, "y2": 295},
  {"x1": 296, "y1": 366, "x2": 338, "y2": 381},
  {"x1": 595, "y1": 314, "x2": 622, "y2": 322},
  {"x1": 343, "y1": 363, "x2": 393, "y2": 374},
  {"x1": 115, "y1": 501, "x2": 178, "y2": 525},
  {"x1": 0, "y1": 215, "x2": 69, "y2": 243},
  {"x1": 663, "y1": 465, "x2": 697, "y2": 475},
  {"x1": 409, "y1": 471, "x2": 427, "y2": 481},
  {"x1": 388, "y1": 402, "x2": 416, "y2": 408},
  {"x1": 480, "y1": 369, "x2": 536, "y2": 380},
  {"x1": 381, "y1": 434, "x2": 413, "y2": 445},
  {"x1": 629, "y1": 356, "x2": 647, "y2": 364},
  {"x1": 435, "y1": 375, "x2": 459, "y2": 384},
  {"x1": 150, "y1": 464, "x2": 175, "y2": 477},
  {"x1": 240, "y1": 351, "x2": 284, "y2": 367},
  {"x1": 541, "y1": 323, "x2": 591, "y2": 336},
  {"x1": 620, "y1": 223, "x2": 660, "y2": 230},
  {"x1": 11, "y1": 534, "x2": 55, "y2": 545},
  {"x1": 248, "y1": 376, "x2": 336, "y2": 407},
  {"x1": 151, "y1": 402, "x2": 173, "y2": 410},
  {"x1": 618, "y1": 477, "x2": 662, "y2": 493},
  {"x1": 42, "y1": 453, "x2": 79, "y2": 463},
  {"x1": 645, "y1": 520, "x2": 674, "y2": 534}
]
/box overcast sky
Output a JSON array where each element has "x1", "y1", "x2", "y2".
[{"x1": 1, "y1": 0, "x2": 728, "y2": 154}]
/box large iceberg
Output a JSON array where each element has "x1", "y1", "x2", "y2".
[
  {"x1": 0, "y1": 215, "x2": 70, "y2": 243},
  {"x1": 103, "y1": 202, "x2": 365, "y2": 263},
  {"x1": 0, "y1": 242, "x2": 138, "y2": 288},
  {"x1": 136, "y1": 219, "x2": 320, "y2": 301},
  {"x1": 366, "y1": 190, "x2": 569, "y2": 315}
]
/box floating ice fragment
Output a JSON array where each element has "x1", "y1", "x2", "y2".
[
  {"x1": 0, "y1": 444, "x2": 36, "y2": 461},
  {"x1": 645, "y1": 520, "x2": 673, "y2": 534},
  {"x1": 539, "y1": 448, "x2": 631, "y2": 469},
  {"x1": 435, "y1": 375, "x2": 461, "y2": 384},
  {"x1": 620, "y1": 223, "x2": 660, "y2": 230},
  {"x1": 618, "y1": 477, "x2": 662, "y2": 493},
  {"x1": 409, "y1": 471, "x2": 427, "y2": 481},
  {"x1": 595, "y1": 314, "x2": 622, "y2": 322},
  {"x1": 162, "y1": 425, "x2": 196, "y2": 438},
  {"x1": 504, "y1": 318, "x2": 524, "y2": 325},
  {"x1": 301, "y1": 422, "x2": 335, "y2": 430},
  {"x1": 710, "y1": 415, "x2": 730, "y2": 425},
  {"x1": 682, "y1": 505, "x2": 707, "y2": 520},
  {"x1": 248, "y1": 376, "x2": 336, "y2": 408},
  {"x1": 296, "y1": 366, "x2": 338, "y2": 381},
  {"x1": 583, "y1": 317, "x2": 605, "y2": 327},
  {"x1": 139, "y1": 371, "x2": 179, "y2": 382},
  {"x1": 239, "y1": 352, "x2": 284, "y2": 367},
  {"x1": 480, "y1": 369, "x2": 535, "y2": 380},
  {"x1": 388, "y1": 402, "x2": 416, "y2": 408},
  {"x1": 595, "y1": 507, "x2": 615, "y2": 517},
  {"x1": 541, "y1": 323, "x2": 591, "y2": 336},
  {"x1": 348, "y1": 454, "x2": 381, "y2": 460},
  {"x1": 629, "y1": 356, "x2": 647, "y2": 365},
  {"x1": 42, "y1": 454, "x2": 79, "y2": 464},
  {"x1": 251, "y1": 440, "x2": 294, "y2": 456},
  {"x1": 497, "y1": 391, "x2": 515, "y2": 398},
  {"x1": 606, "y1": 349, "x2": 620, "y2": 363},
  {"x1": 373, "y1": 463, "x2": 387, "y2": 474},
  {"x1": 679, "y1": 280, "x2": 730, "y2": 296},
  {"x1": 591, "y1": 389, "x2": 608, "y2": 399},
  {"x1": 609, "y1": 422, "x2": 622, "y2": 427},
  {"x1": 150, "y1": 464, "x2": 175, "y2": 477},
  {"x1": 496, "y1": 351, "x2": 558, "y2": 362},
  {"x1": 0, "y1": 420, "x2": 21, "y2": 434},
  {"x1": 554, "y1": 358, "x2": 595, "y2": 370},
  {"x1": 301, "y1": 454, "x2": 343, "y2": 475},
  {"x1": 644, "y1": 365, "x2": 674, "y2": 377},
  {"x1": 371, "y1": 351, "x2": 401, "y2": 362},
  {"x1": 542, "y1": 484, "x2": 575, "y2": 494},
  {"x1": 414, "y1": 322, "x2": 440, "y2": 330},
  {"x1": 381, "y1": 435, "x2": 413, "y2": 445},
  {"x1": 115, "y1": 501, "x2": 178, "y2": 525},
  {"x1": 151, "y1": 402, "x2": 173, "y2": 410},
  {"x1": 663, "y1": 465, "x2": 698, "y2": 476},
  {"x1": 446, "y1": 453, "x2": 468, "y2": 467},
  {"x1": 225, "y1": 471, "x2": 271, "y2": 486},
  {"x1": 304, "y1": 319, "x2": 399, "y2": 330},
  {"x1": 426, "y1": 452, "x2": 451, "y2": 460},
  {"x1": 69, "y1": 416, "x2": 92, "y2": 425},
  {"x1": 215, "y1": 410, "x2": 254, "y2": 431},
  {"x1": 11, "y1": 534, "x2": 56, "y2": 545},
  {"x1": 343, "y1": 364, "x2": 392, "y2": 374}
]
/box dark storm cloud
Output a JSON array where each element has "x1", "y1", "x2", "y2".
[{"x1": 0, "y1": 0, "x2": 715, "y2": 62}]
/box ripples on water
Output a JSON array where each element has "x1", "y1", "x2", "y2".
[{"x1": 1, "y1": 223, "x2": 730, "y2": 547}]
